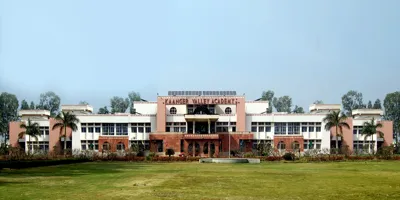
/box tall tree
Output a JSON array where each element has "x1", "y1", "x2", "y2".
[
  {"x1": 272, "y1": 96, "x2": 292, "y2": 113},
  {"x1": 383, "y1": 92, "x2": 400, "y2": 147},
  {"x1": 21, "y1": 99, "x2": 29, "y2": 110},
  {"x1": 292, "y1": 105, "x2": 305, "y2": 113},
  {"x1": 0, "y1": 92, "x2": 19, "y2": 144},
  {"x1": 29, "y1": 101, "x2": 35, "y2": 109},
  {"x1": 37, "y1": 91, "x2": 61, "y2": 117},
  {"x1": 19, "y1": 119, "x2": 41, "y2": 151},
  {"x1": 341, "y1": 90, "x2": 365, "y2": 116},
  {"x1": 373, "y1": 99, "x2": 382, "y2": 109},
  {"x1": 79, "y1": 101, "x2": 89, "y2": 105},
  {"x1": 360, "y1": 118, "x2": 383, "y2": 153},
  {"x1": 323, "y1": 110, "x2": 350, "y2": 151},
  {"x1": 313, "y1": 100, "x2": 324, "y2": 104},
  {"x1": 52, "y1": 111, "x2": 79, "y2": 153},
  {"x1": 261, "y1": 90, "x2": 274, "y2": 113},
  {"x1": 98, "y1": 106, "x2": 110, "y2": 114},
  {"x1": 128, "y1": 92, "x2": 141, "y2": 114},
  {"x1": 110, "y1": 96, "x2": 129, "y2": 114},
  {"x1": 367, "y1": 100, "x2": 373, "y2": 109}
]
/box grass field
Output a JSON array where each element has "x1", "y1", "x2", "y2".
[{"x1": 1, "y1": 161, "x2": 400, "y2": 200}]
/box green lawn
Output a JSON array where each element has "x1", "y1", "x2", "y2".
[{"x1": 1, "y1": 161, "x2": 400, "y2": 200}]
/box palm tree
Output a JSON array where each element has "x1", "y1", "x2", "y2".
[
  {"x1": 19, "y1": 119, "x2": 41, "y2": 152},
  {"x1": 323, "y1": 110, "x2": 350, "y2": 151},
  {"x1": 52, "y1": 111, "x2": 79, "y2": 154},
  {"x1": 360, "y1": 118, "x2": 383, "y2": 153}
]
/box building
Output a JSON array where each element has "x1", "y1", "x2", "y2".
[{"x1": 8, "y1": 91, "x2": 393, "y2": 156}]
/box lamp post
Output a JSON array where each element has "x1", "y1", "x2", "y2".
[{"x1": 228, "y1": 116, "x2": 231, "y2": 158}]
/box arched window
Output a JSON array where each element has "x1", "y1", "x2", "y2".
[
  {"x1": 103, "y1": 142, "x2": 110, "y2": 151},
  {"x1": 277, "y1": 141, "x2": 286, "y2": 150},
  {"x1": 117, "y1": 142, "x2": 125, "y2": 151},
  {"x1": 225, "y1": 107, "x2": 232, "y2": 114},
  {"x1": 292, "y1": 141, "x2": 300, "y2": 150},
  {"x1": 170, "y1": 107, "x2": 177, "y2": 115}
]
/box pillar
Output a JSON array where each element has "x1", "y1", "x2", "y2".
[
  {"x1": 208, "y1": 142, "x2": 211, "y2": 157},
  {"x1": 192, "y1": 142, "x2": 195, "y2": 156},
  {"x1": 199, "y1": 141, "x2": 204, "y2": 157},
  {"x1": 215, "y1": 143, "x2": 219, "y2": 157},
  {"x1": 208, "y1": 119, "x2": 210, "y2": 134},
  {"x1": 184, "y1": 140, "x2": 189, "y2": 155},
  {"x1": 193, "y1": 121, "x2": 195, "y2": 134}
]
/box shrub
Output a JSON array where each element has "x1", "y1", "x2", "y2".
[
  {"x1": 282, "y1": 153, "x2": 295, "y2": 161},
  {"x1": 377, "y1": 145, "x2": 395, "y2": 160},
  {"x1": 244, "y1": 152, "x2": 255, "y2": 158},
  {"x1": 165, "y1": 148, "x2": 175, "y2": 157},
  {"x1": 136, "y1": 151, "x2": 145, "y2": 157}
]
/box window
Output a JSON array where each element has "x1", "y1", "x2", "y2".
[
  {"x1": 130, "y1": 140, "x2": 150, "y2": 151},
  {"x1": 88, "y1": 127, "x2": 94, "y2": 133},
  {"x1": 81, "y1": 127, "x2": 87, "y2": 133},
  {"x1": 216, "y1": 122, "x2": 232, "y2": 132},
  {"x1": 81, "y1": 140, "x2": 99, "y2": 150},
  {"x1": 116, "y1": 123, "x2": 128, "y2": 135},
  {"x1": 277, "y1": 141, "x2": 286, "y2": 150},
  {"x1": 157, "y1": 140, "x2": 163, "y2": 152},
  {"x1": 304, "y1": 140, "x2": 321, "y2": 150},
  {"x1": 309, "y1": 122, "x2": 315, "y2": 132},
  {"x1": 116, "y1": 142, "x2": 125, "y2": 151},
  {"x1": 102, "y1": 142, "x2": 110, "y2": 151},
  {"x1": 251, "y1": 126, "x2": 257, "y2": 132},
  {"x1": 40, "y1": 127, "x2": 49, "y2": 135},
  {"x1": 259, "y1": 126, "x2": 265, "y2": 132},
  {"x1": 274, "y1": 123, "x2": 286, "y2": 135},
  {"x1": 102, "y1": 123, "x2": 115, "y2": 135},
  {"x1": 316, "y1": 122, "x2": 321, "y2": 132},
  {"x1": 27, "y1": 141, "x2": 49, "y2": 152},
  {"x1": 292, "y1": 141, "x2": 300, "y2": 150},
  {"x1": 95, "y1": 123, "x2": 101, "y2": 133},
  {"x1": 225, "y1": 107, "x2": 232, "y2": 114},
  {"x1": 166, "y1": 122, "x2": 185, "y2": 133},
  {"x1": 170, "y1": 107, "x2": 177, "y2": 114},
  {"x1": 288, "y1": 123, "x2": 300, "y2": 134},
  {"x1": 187, "y1": 105, "x2": 194, "y2": 114}
]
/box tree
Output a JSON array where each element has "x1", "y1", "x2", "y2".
[
  {"x1": 292, "y1": 105, "x2": 305, "y2": 113},
  {"x1": 21, "y1": 100, "x2": 29, "y2": 110},
  {"x1": 383, "y1": 92, "x2": 400, "y2": 148},
  {"x1": 373, "y1": 99, "x2": 382, "y2": 109},
  {"x1": 29, "y1": 101, "x2": 35, "y2": 109},
  {"x1": 360, "y1": 118, "x2": 383, "y2": 153},
  {"x1": 19, "y1": 119, "x2": 41, "y2": 151},
  {"x1": 0, "y1": 92, "x2": 19, "y2": 144},
  {"x1": 341, "y1": 90, "x2": 365, "y2": 116},
  {"x1": 98, "y1": 106, "x2": 110, "y2": 114},
  {"x1": 79, "y1": 101, "x2": 89, "y2": 105},
  {"x1": 272, "y1": 96, "x2": 292, "y2": 113},
  {"x1": 367, "y1": 101, "x2": 373, "y2": 109},
  {"x1": 313, "y1": 100, "x2": 324, "y2": 104},
  {"x1": 128, "y1": 92, "x2": 141, "y2": 114},
  {"x1": 110, "y1": 96, "x2": 129, "y2": 114},
  {"x1": 323, "y1": 110, "x2": 350, "y2": 151},
  {"x1": 52, "y1": 111, "x2": 80, "y2": 154},
  {"x1": 261, "y1": 90, "x2": 274, "y2": 113},
  {"x1": 37, "y1": 91, "x2": 61, "y2": 117},
  {"x1": 166, "y1": 148, "x2": 175, "y2": 157}
]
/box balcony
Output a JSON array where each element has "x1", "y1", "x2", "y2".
[
  {"x1": 184, "y1": 114, "x2": 219, "y2": 122},
  {"x1": 183, "y1": 134, "x2": 220, "y2": 140}
]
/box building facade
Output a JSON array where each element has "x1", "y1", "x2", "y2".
[{"x1": 9, "y1": 91, "x2": 393, "y2": 156}]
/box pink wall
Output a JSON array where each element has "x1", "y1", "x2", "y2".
[
  {"x1": 236, "y1": 98, "x2": 246, "y2": 132},
  {"x1": 156, "y1": 97, "x2": 166, "y2": 132},
  {"x1": 49, "y1": 118, "x2": 72, "y2": 151},
  {"x1": 378, "y1": 120, "x2": 393, "y2": 146},
  {"x1": 9, "y1": 121, "x2": 23, "y2": 147},
  {"x1": 330, "y1": 118, "x2": 353, "y2": 150}
]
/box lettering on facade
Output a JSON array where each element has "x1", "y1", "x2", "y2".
[{"x1": 165, "y1": 98, "x2": 238, "y2": 105}]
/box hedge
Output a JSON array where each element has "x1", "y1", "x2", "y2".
[{"x1": 0, "y1": 158, "x2": 91, "y2": 170}]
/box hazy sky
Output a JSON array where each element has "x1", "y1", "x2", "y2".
[{"x1": 0, "y1": 0, "x2": 399, "y2": 112}]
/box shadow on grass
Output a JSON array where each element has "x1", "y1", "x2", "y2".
[
  {"x1": 0, "y1": 181, "x2": 31, "y2": 186},
  {"x1": 0, "y1": 162, "x2": 147, "y2": 178}
]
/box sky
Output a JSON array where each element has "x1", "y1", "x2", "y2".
[{"x1": 0, "y1": 0, "x2": 399, "y2": 112}]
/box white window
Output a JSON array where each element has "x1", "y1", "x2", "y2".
[
  {"x1": 288, "y1": 123, "x2": 300, "y2": 134},
  {"x1": 216, "y1": 122, "x2": 234, "y2": 132},
  {"x1": 27, "y1": 141, "x2": 49, "y2": 152},
  {"x1": 170, "y1": 107, "x2": 177, "y2": 114},
  {"x1": 116, "y1": 123, "x2": 128, "y2": 135},
  {"x1": 102, "y1": 123, "x2": 115, "y2": 135},
  {"x1": 117, "y1": 142, "x2": 125, "y2": 151},
  {"x1": 316, "y1": 122, "x2": 321, "y2": 132},
  {"x1": 274, "y1": 123, "x2": 286, "y2": 135},
  {"x1": 277, "y1": 141, "x2": 286, "y2": 150},
  {"x1": 39, "y1": 126, "x2": 49, "y2": 136},
  {"x1": 81, "y1": 123, "x2": 87, "y2": 133},
  {"x1": 81, "y1": 140, "x2": 99, "y2": 150},
  {"x1": 304, "y1": 140, "x2": 321, "y2": 150},
  {"x1": 225, "y1": 107, "x2": 232, "y2": 114},
  {"x1": 95, "y1": 123, "x2": 101, "y2": 133},
  {"x1": 166, "y1": 122, "x2": 186, "y2": 133}
]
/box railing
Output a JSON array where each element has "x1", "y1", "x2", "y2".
[{"x1": 183, "y1": 134, "x2": 220, "y2": 140}]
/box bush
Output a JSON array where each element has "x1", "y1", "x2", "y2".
[
  {"x1": 244, "y1": 152, "x2": 255, "y2": 158},
  {"x1": 136, "y1": 151, "x2": 145, "y2": 157},
  {"x1": 165, "y1": 148, "x2": 175, "y2": 157},
  {"x1": 282, "y1": 153, "x2": 295, "y2": 161},
  {"x1": 377, "y1": 145, "x2": 395, "y2": 160},
  {"x1": 0, "y1": 158, "x2": 90, "y2": 169}
]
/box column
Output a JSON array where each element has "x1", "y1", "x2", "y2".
[
  {"x1": 192, "y1": 142, "x2": 196, "y2": 156},
  {"x1": 208, "y1": 119, "x2": 210, "y2": 134},
  {"x1": 186, "y1": 122, "x2": 188, "y2": 134},
  {"x1": 215, "y1": 143, "x2": 219, "y2": 157},
  {"x1": 208, "y1": 142, "x2": 211, "y2": 157},
  {"x1": 199, "y1": 141, "x2": 204, "y2": 157},
  {"x1": 193, "y1": 121, "x2": 196, "y2": 134},
  {"x1": 184, "y1": 140, "x2": 189, "y2": 155}
]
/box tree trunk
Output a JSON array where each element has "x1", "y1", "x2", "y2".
[
  {"x1": 335, "y1": 125, "x2": 339, "y2": 154},
  {"x1": 64, "y1": 126, "x2": 67, "y2": 157}
]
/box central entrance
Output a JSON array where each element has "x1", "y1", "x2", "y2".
[{"x1": 187, "y1": 140, "x2": 218, "y2": 157}]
